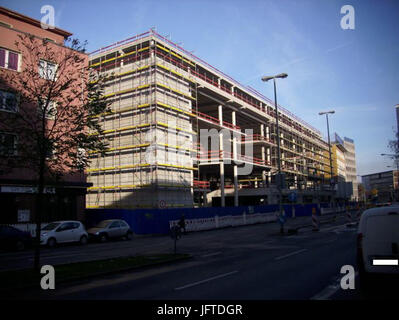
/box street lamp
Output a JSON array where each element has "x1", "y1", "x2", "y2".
[
  {"x1": 381, "y1": 153, "x2": 399, "y2": 173},
  {"x1": 319, "y1": 110, "x2": 335, "y2": 207},
  {"x1": 262, "y1": 73, "x2": 287, "y2": 234}
]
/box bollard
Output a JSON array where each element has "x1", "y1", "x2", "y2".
[
  {"x1": 312, "y1": 207, "x2": 319, "y2": 231},
  {"x1": 170, "y1": 224, "x2": 181, "y2": 255}
]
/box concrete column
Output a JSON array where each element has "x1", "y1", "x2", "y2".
[
  {"x1": 233, "y1": 166, "x2": 238, "y2": 205},
  {"x1": 266, "y1": 126, "x2": 270, "y2": 140},
  {"x1": 267, "y1": 146, "x2": 272, "y2": 185},
  {"x1": 266, "y1": 147, "x2": 271, "y2": 166},
  {"x1": 218, "y1": 105, "x2": 223, "y2": 126},
  {"x1": 219, "y1": 105, "x2": 225, "y2": 207},
  {"x1": 262, "y1": 170, "x2": 267, "y2": 187},
  {"x1": 232, "y1": 111, "x2": 238, "y2": 207},
  {"x1": 260, "y1": 124, "x2": 264, "y2": 137}
]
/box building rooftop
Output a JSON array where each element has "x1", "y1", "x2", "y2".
[
  {"x1": 0, "y1": 6, "x2": 72, "y2": 39},
  {"x1": 90, "y1": 29, "x2": 323, "y2": 138}
]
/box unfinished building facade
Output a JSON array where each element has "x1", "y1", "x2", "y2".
[{"x1": 86, "y1": 30, "x2": 331, "y2": 209}]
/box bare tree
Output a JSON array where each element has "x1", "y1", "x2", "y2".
[
  {"x1": 388, "y1": 131, "x2": 399, "y2": 158},
  {"x1": 0, "y1": 34, "x2": 109, "y2": 270}
]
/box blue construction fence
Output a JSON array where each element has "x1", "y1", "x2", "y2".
[{"x1": 84, "y1": 202, "x2": 345, "y2": 235}]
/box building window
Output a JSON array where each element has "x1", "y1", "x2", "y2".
[
  {"x1": 0, "y1": 132, "x2": 17, "y2": 156},
  {"x1": 0, "y1": 47, "x2": 20, "y2": 71},
  {"x1": 38, "y1": 100, "x2": 57, "y2": 119},
  {"x1": 0, "y1": 90, "x2": 18, "y2": 112},
  {"x1": 39, "y1": 59, "x2": 57, "y2": 80}
]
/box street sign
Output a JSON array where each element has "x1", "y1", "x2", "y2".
[{"x1": 159, "y1": 200, "x2": 166, "y2": 209}]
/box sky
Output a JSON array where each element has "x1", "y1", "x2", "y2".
[{"x1": 2, "y1": 0, "x2": 398, "y2": 177}]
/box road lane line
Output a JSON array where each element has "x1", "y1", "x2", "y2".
[
  {"x1": 174, "y1": 270, "x2": 238, "y2": 290},
  {"x1": 311, "y1": 272, "x2": 359, "y2": 300},
  {"x1": 274, "y1": 249, "x2": 307, "y2": 261},
  {"x1": 311, "y1": 284, "x2": 340, "y2": 300},
  {"x1": 201, "y1": 252, "x2": 222, "y2": 258}
]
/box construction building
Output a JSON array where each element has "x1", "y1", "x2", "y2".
[
  {"x1": 324, "y1": 133, "x2": 358, "y2": 201},
  {"x1": 86, "y1": 29, "x2": 332, "y2": 209},
  {"x1": 343, "y1": 137, "x2": 358, "y2": 200}
]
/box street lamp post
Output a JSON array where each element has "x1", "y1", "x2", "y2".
[
  {"x1": 319, "y1": 111, "x2": 335, "y2": 208},
  {"x1": 262, "y1": 73, "x2": 287, "y2": 234}
]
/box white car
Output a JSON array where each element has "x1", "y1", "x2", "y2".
[
  {"x1": 40, "y1": 221, "x2": 88, "y2": 247},
  {"x1": 357, "y1": 206, "x2": 399, "y2": 288}
]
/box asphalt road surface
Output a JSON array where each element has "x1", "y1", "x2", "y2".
[{"x1": 4, "y1": 212, "x2": 394, "y2": 300}]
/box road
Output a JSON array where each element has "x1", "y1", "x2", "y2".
[{"x1": 4, "y1": 212, "x2": 392, "y2": 300}]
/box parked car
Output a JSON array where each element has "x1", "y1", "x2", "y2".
[
  {"x1": 87, "y1": 219, "x2": 133, "y2": 242},
  {"x1": 40, "y1": 221, "x2": 88, "y2": 247},
  {"x1": 357, "y1": 205, "x2": 399, "y2": 290},
  {"x1": 0, "y1": 225, "x2": 32, "y2": 251}
]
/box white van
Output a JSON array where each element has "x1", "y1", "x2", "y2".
[{"x1": 357, "y1": 206, "x2": 399, "y2": 288}]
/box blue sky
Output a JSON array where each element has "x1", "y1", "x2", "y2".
[{"x1": 2, "y1": 0, "x2": 399, "y2": 176}]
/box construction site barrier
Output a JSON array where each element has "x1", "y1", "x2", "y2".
[{"x1": 85, "y1": 203, "x2": 328, "y2": 235}]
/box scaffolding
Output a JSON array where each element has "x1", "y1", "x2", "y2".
[{"x1": 86, "y1": 30, "x2": 331, "y2": 209}]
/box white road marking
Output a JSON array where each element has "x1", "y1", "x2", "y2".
[
  {"x1": 311, "y1": 284, "x2": 341, "y2": 300},
  {"x1": 174, "y1": 270, "x2": 238, "y2": 290},
  {"x1": 274, "y1": 249, "x2": 307, "y2": 261},
  {"x1": 311, "y1": 272, "x2": 359, "y2": 300},
  {"x1": 320, "y1": 224, "x2": 347, "y2": 232},
  {"x1": 201, "y1": 252, "x2": 222, "y2": 258}
]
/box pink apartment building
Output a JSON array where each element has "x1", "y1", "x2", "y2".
[{"x1": 0, "y1": 7, "x2": 90, "y2": 224}]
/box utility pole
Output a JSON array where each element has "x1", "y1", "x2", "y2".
[
  {"x1": 262, "y1": 73, "x2": 288, "y2": 234},
  {"x1": 319, "y1": 111, "x2": 335, "y2": 210}
]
